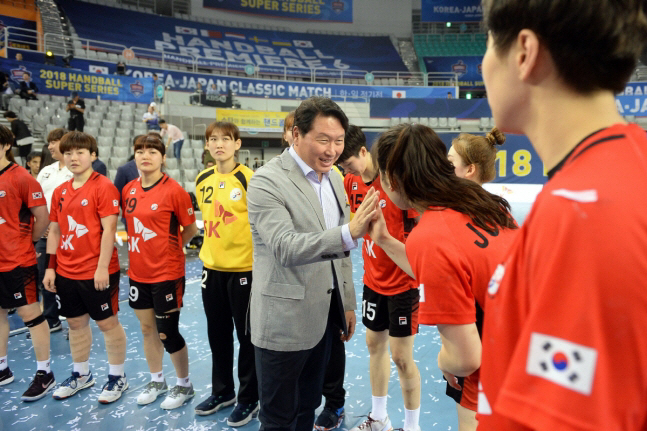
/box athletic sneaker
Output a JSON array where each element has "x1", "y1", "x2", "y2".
[
  {"x1": 21, "y1": 370, "x2": 56, "y2": 401},
  {"x1": 136, "y1": 380, "x2": 168, "y2": 405},
  {"x1": 315, "y1": 406, "x2": 345, "y2": 430},
  {"x1": 0, "y1": 367, "x2": 14, "y2": 386},
  {"x1": 350, "y1": 414, "x2": 393, "y2": 431},
  {"x1": 160, "y1": 384, "x2": 195, "y2": 410},
  {"x1": 98, "y1": 374, "x2": 128, "y2": 404},
  {"x1": 227, "y1": 401, "x2": 259, "y2": 427},
  {"x1": 194, "y1": 392, "x2": 236, "y2": 416},
  {"x1": 53, "y1": 371, "x2": 95, "y2": 400}
]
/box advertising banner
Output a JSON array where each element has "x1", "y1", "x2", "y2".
[
  {"x1": 424, "y1": 56, "x2": 484, "y2": 89},
  {"x1": 421, "y1": 0, "x2": 482, "y2": 22},
  {"x1": 0, "y1": 16, "x2": 37, "y2": 50},
  {"x1": 203, "y1": 0, "x2": 352, "y2": 22},
  {"x1": 216, "y1": 108, "x2": 286, "y2": 132},
  {"x1": 4, "y1": 60, "x2": 154, "y2": 103}
]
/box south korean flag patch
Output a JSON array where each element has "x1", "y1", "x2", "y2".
[
  {"x1": 352, "y1": 182, "x2": 358, "y2": 191},
  {"x1": 526, "y1": 332, "x2": 598, "y2": 395}
]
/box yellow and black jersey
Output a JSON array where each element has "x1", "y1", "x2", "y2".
[{"x1": 196, "y1": 163, "x2": 254, "y2": 272}]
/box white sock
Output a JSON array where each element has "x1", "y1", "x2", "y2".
[
  {"x1": 404, "y1": 407, "x2": 420, "y2": 430},
  {"x1": 371, "y1": 395, "x2": 388, "y2": 421},
  {"x1": 176, "y1": 376, "x2": 191, "y2": 387},
  {"x1": 108, "y1": 363, "x2": 125, "y2": 377},
  {"x1": 0, "y1": 356, "x2": 7, "y2": 371},
  {"x1": 73, "y1": 361, "x2": 90, "y2": 376},
  {"x1": 37, "y1": 359, "x2": 51, "y2": 374},
  {"x1": 151, "y1": 371, "x2": 164, "y2": 383}
]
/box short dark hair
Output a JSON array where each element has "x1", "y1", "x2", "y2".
[
  {"x1": 59, "y1": 131, "x2": 98, "y2": 155},
  {"x1": 134, "y1": 132, "x2": 166, "y2": 156},
  {"x1": 133, "y1": 134, "x2": 145, "y2": 147},
  {"x1": 0, "y1": 125, "x2": 15, "y2": 163},
  {"x1": 3, "y1": 111, "x2": 17, "y2": 119},
  {"x1": 337, "y1": 125, "x2": 366, "y2": 163},
  {"x1": 158, "y1": 119, "x2": 166, "y2": 125},
  {"x1": 294, "y1": 97, "x2": 348, "y2": 137},
  {"x1": 47, "y1": 128, "x2": 68, "y2": 142},
  {"x1": 483, "y1": 0, "x2": 647, "y2": 93},
  {"x1": 205, "y1": 121, "x2": 240, "y2": 141},
  {"x1": 26, "y1": 151, "x2": 41, "y2": 163}
]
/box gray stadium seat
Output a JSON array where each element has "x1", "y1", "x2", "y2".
[
  {"x1": 20, "y1": 106, "x2": 37, "y2": 122},
  {"x1": 429, "y1": 117, "x2": 439, "y2": 128},
  {"x1": 113, "y1": 147, "x2": 129, "y2": 158},
  {"x1": 114, "y1": 137, "x2": 130, "y2": 147},
  {"x1": 100, "y1": 128, "x2": 115, "y2": 137},
  {"x1": 166, "y1": 169, "x2": 181, "y2": 182},
  {"x1": 438, "y1": 117, "x2": 448, "y2": 128},
  {"x1": 184, "y1": 169, "x2": 198, "y2": 182},
  {"x1": 480, "y1": 117, "x2": 490, "y2": 130},
  {"x1": 8, "y1": 98, "x2": 26, "y2": 112},
  {"x1": 106, "y1": 112, "x2": 120, "y2": 121},
  {"x1": 116, "y1": 129, "x2": 131, "y2": 138},
  {"x1": 88, "y1": 112, "x2": 104, "y2": 120},
  {"x1": 191, "y1": 139, "x2": 204, "y2": 149},
  {"x1": 84, "y1": 126, "x2": 99, "y2": 137},
  {"x1": 165, "y1": 158, "x2": 178, "y2": 169},
  {"x1": 87, "y1": 119, "x2": 101, "y2": 128},
  {"x1": 181, "y1": 158, "x2": 196, "y2": 169},
  {"x1": 184, "y1": 181, "x2": 196, "y2": 194},
  {"x1": 97, "y1": 136, "x2": 113, "y2": 147},
  {"x1": 180, "y1": 148, "x2": 193, "y2": 159},
  {"x1": 448, "y1": 117, "x2": 458, "y2": 129},
  {"x1": 110, "y1": 157, "x2": 126, "y2": 170},
  {"x1": 98, "y1": 146, "x2": 111, "y2": 157},
  {"x1": 109, "y1": 169, "x2": 117, "y2": 181},
  {"x1": 102, "y1": 119, "x2": 117, "y2": 128}
]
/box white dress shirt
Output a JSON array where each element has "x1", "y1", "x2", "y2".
[{"x1": 37, "y1": 161, "x2": 73, "y2": 212}]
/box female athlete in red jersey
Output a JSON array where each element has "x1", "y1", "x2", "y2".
[
  {"x1": 367, "y1": 123, "x2": 517, "y2": 431},
  {"x1": 122, "y1": 133, "x2": 197, "y2": 409},
  {"x1": 448, "y1": 128, "x2": 506, "y2": 185}
]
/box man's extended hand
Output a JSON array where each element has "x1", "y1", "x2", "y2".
[
  {"x1": 341, "y1": 310, "x2": 356, "y2": 341},
  {"x1": 349, "y1": 187, "x2": 379, "y2": 239}
]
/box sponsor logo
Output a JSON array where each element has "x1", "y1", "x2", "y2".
[
  {"x1": 32, "y1": 192, "x2": 42, "y2": 199},
  {"x1": 219, "y1": 181, "x2": 226, "y2": 189},
  {"x1": 0, "y1": 217, "x2": 5, "y2": 225},
  {"x1": 130, "y1": 188, "x2": 136, "y2": 195},
  {"x1": 14, "y1": 292, "x2": 22, "y2": 299},
  {"x1": 204, "y1": 200, "x2": 238, "y2": 238},
  {"x1": 332, "y1": 1, "x2": 345, "y2": 13},
  {"x1": 351, "y1": 182, "x2": 358, "y2": 190},
  {"x1": 113, "y1": 200, "x2": 119, "y2": 207},
  {"x1": 487, "y1": 264, "x2": 505, "y2": 297},
  {"x1": 230, "y1": 188, "x2": 242, "y2": 201},
  {"x1": 240, "y1": 277, "x2": 247, "y2": 285},
  {"x1": 399, "y1": 316, "x2": 407, "y2": 325},
  {"x1": 101, "y1": 303, "x2": 109, "y2": 311},
  {"x1": 0, "y1": 191, "x2": 5, "y2": 197},
  {"x1": 165, "y1": 293, "x2": 173, "y2": 302},
  {"x1": 67, "y1": 215, "x2": 89, "y2": 237},
  {"x1": 62, "y1": 189, "x2": 67, "y2": 195},
  {"x1": 9, "y1": 65, "x2": 29, "y2": 83},
  {"x1": 452, "y1": 60, "x2": 468, "y2": 77},
  {"x1": 379, "y1": 199, "x2": 387, "y2": 208},
  {"x1": 81, "y1": 199, "x2": 88, "y2": 206},
  {"x1": 364, "y1": 240, "x2": 376, "y2": 258},
  {"x1": 188, "y1": 208, "x2": 194, "y2": 215},
  {"x1": 129, "y1": 80, "x2": 144, "y2": 98},
  {"x1": 151, "y1": 203, "x2": 158, "y2": 211},
  {"x1": 42, "y1": 173, "x2": 51, "y2": 179},
  {"x1": 477, "y1": 382, "x2": 492, "y2": 415},
  {"x1": 526, "y1": 332, "x2": 598, "y2": 395}
]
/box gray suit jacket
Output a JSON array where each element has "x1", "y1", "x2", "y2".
[{"x1": 247, "y1": 150, "x2": 356, "y2": 352}]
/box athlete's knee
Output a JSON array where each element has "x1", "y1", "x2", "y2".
[
  {"x1": 366, "y1": 331, "x2": 388, "y2": 354},
  {"x1": 23, "y1": 314, "x2": 45, "y2": 328},
  {"x1": 155, "y1": 311, "x2": 185, "y2": 354},
  {"x1": 391, "y1": 349, "x2": 415, "y2": 372},
  {"x1": 96, "y1": 315, "x2": 119, "y2": 332},
  {"x1": 139, "y1": 321, "x2": 157, "y2": 337}
]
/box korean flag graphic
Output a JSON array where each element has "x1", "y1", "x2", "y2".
[
  {"x1": 175, "y1": 26, "x2": 197, "y2": 35},
  {"x1": 526, "y1": 332, "x2": 598, "y2": 395}
]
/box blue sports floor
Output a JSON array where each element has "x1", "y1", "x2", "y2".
[{"x1": 0, "y1": 204, "x2": 532, "y2": 431}]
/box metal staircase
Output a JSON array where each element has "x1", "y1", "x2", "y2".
[{"x1": 37, "y1": 0, "x2": 73, "y2": 56}]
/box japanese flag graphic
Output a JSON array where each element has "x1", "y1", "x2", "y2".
[
  {"x1": 175, "y1": 26, "x2": 197, "y2": 35},
  {"x1": 526, "y1": 332, "x2": 598, "y2": 395},
  {"x1": 392, "y1": 90, "x2": 406, "y2": 99}
]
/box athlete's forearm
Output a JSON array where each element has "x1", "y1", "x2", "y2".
[
  {"x1": 46, "y1": 223, "x2": 60, "y2": 254},
  {"x1": 180, "y1": 223, "x2": 198, "y2": 247},
  {"x1": 378, "y1": 236, "x2": 414, "y2": 278},
  {"x1": 97, "y1": 216, "x2": 117, "y2": 269}
]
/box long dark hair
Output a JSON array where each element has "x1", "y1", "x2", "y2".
[
  {"x1": 373, "y1": 123, "x2": 517, "y2": 232},
  {"x1": 0, "y1": 124, "x2": 16, "y2": 164}
]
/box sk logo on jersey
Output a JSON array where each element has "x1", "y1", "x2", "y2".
[
  {"x1": 130, "y1": 217, "x2": 157, "y2": 253},
  {"x1": 205, "y1": 200, "x2": 238, "y2": 238},
  {"x1": 487, "y1": 264, "x2": 505, "y2": 297},
  {"x1": 62, "y1": 216, "x2": 89, "y2": 250},
  {"x1": 365, "y1": 240, "x2": 377, "y2": 258}
]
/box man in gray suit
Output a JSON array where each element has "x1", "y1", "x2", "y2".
[{"x1": 247, "y1": 97, "x2": 378, "y2": 431}]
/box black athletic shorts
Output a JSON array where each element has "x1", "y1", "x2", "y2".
[
  {"x1": 361, "y1": 285, "x2": 419, "y2": 337},
  {"x1": 55, "y1": 271, "x2": 120, "y2": 321},
  {"x1": 128, "y1": 277, "x2": 185, "y2": 314},
  {"x1": 0, "y1": 265, "x2": 39, "y2": 309}
]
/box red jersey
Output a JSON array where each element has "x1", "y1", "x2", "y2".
[
  {"x1": 122, "y1": 174, "x2": 196, "y2": 283},
  {"x1": 479, "y1": 124, "x2": 647, "y2": 431},
  {"x1": 50, "y1": 172, "x2": 120, "y2": 279},
  {"x1": 0, "y1": 163, "x2": 46, "y2": 271},
  {"x1": 344, "y1": 173, "x2": 417, "y2": 295}
]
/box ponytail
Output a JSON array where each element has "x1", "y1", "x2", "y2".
[{"x1": 0, "y1": 125, "x2": 16, "y2": 164}]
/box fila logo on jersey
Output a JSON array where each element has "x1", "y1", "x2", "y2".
[
  {"x1": 0, "y1": 191, "x2": 5, "y2": 197},
  {"x1": 129, "y1": 217, "x2": 157, "y2": 253},
  {"x1": 151, "y1": 203, "x2": 158, "y2": 211},
  {"x1": 219, "y1": 181, "x2": 226, "y2": 189},
  {"x1": 62, "y1": 215, "x2": 89, "y2": 250},
  {"x1": 379, "y1": 199, "x2": 387, "y2": 208},
  {"x1": 365, "y1": 240, "x2": 377, "y2": 258},
  {"x1": 81, "y1": 199, "x2": 88, "y2": 206},
  {"x1": 165, "y1": 293, "x2": 173, "y2": 302},
  {"x1": 487, "y1": 264, "x2": 505, "y2": 297},
  {"x1": 32, "y1": 192, "x2": 42, "y2": 200},
  {"x1": 240, "y1": 277, "x2": 247, "y2": 285},
  {"x1": 101, "y1": 303, "x2": 109, "y2": 311},
  {"x1": 130, "y1": 188, "x2": 136, "y2": 195},
  {"x1": 526, "y1": 332, "x2": 598, "y2": 395},
  {"x1": 352, "y1": 182, "x2": 358, "y2": 190},
  {"x1": 399, "y1": 316, "x2": 407, "y2": 325},
  {"x1": 230, "y1": 188, "x2": 242, "y2": 201}
]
